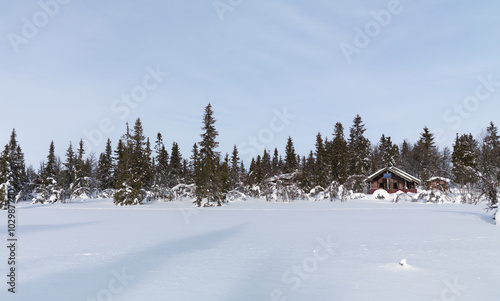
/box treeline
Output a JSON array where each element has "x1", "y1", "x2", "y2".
[{"x1": 1, "y1": 103, "x2": 499, "y2": 208}]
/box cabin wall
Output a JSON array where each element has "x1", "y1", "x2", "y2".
[{"x1": 369, "y1": 173, "x2": 418, "y2": 194}]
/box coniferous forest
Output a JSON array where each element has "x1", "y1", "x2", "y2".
[{"x1": 1, "y1": 103, "x2": 499, "y2": 209}]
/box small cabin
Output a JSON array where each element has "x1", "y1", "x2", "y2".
[
  {"x1": 367, "y1": 166, "x2": 420, "y2": 194},
  {"x1": 427, "y1": 177, "x2": 450, "y2": 191}
]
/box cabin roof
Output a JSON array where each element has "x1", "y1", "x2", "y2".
[{"x1": 366, "y1": 166, "x2": 421, "y2": 184}]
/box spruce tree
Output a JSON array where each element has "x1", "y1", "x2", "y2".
[
  {"x1": 347, "y1": 115, "x2": 370, "y2": 177},
  {"x1": 169, "y1": 142, "x2": 183, "y2": 186},
  {"x1": 284, "y1": 136, "x2": 297, "y2": 173},
  {"x1": 40, "y1": 141, "x2": 61, "y2": 202},
  {"x1": 72, "y1": 139, "x2": 90, "y2": 199},
  {"x1": 154, "y1": 133, "x2": 169, "y2": 196},
  {"x1": 230, "y1": 145, "x2": 241, "y2": 190},
  {"x1": 129, "y1": 118, "x2": 149, "y2": 203},
  {"x1": 62, "y1": 142, "x2": 76, "y2": 198},
  {"x1": 6, "y1": 129, "x2": 26, "y2": 195},
  {"x1": 378, "y1": 134, "x2": 399, "y2": 168},
  {"x1": 96, "y1": 138, "x2": 114, "y2": 191},
  {"x1": 415, "y1": 126, "x2": 439, "y2": 183},
  {"x1": 452, "y1": 133, "x2": 477, "y2": 188},
  {"x1": 197, "y1": 103, "x2": 221, "y2": 206},
  {"x1": 190, "y1": 143, "x2": 202, "y2": 204},
  {"x1": 272, "y1": 148, "x2": 280, "y2": 176},
  {"x1": 477, "y1": 122, "x2": 500, "y2": 207},
  {"x1": 298, "y1": 151, "x2": 315, "y2": 191},
  {"x1": 314, "y1": 133, "x2": 328, "y2": 187},
  {"x1": 220, "y1": 153, "x2": 231, "y2": 196},
  {"x1": 397, "y1": 140, "x2": 414, "y2": 174},
  {"x1": 261, "y1": 149, "x2": 272, "y2": 180},
  {"x1": 0, "y1": 145, "x2": 15, "y2": 209},
  {"x1": 114, "y1": 119, "x2": 150, "y2": 205},
  {"x1": 330, "y1": 122, "x2": 348, "y2": 183}
]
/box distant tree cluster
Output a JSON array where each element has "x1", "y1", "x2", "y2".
[{"x1": 1, "y1": 104, "x2": 499, "y2": 209}]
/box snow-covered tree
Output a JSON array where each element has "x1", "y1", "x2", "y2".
[
  {"x1": 38, "y1": 141, "x2": 63, "y2": 203},
  {"x1": 381, "y1": 135, "x2": 398, "y2": 167},
  {"x1": 477, "y1": 122, "x2": 500, "y2": 208},
  {"x1": 114, "y1": 119, "x2": 151, "y2": 205},
  {"x1": 71, "y1": 139, "x2": 91, "y2": 200}
]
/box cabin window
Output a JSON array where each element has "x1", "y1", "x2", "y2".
[{"x1": 393, "y1": 183, "x2": 398, "y2": 190}]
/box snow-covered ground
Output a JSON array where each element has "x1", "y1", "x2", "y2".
[{"x1": 1, "y1": 197, "x2": 499, "y2": 300}]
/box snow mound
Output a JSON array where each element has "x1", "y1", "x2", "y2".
[
  {"x1": 373, "y1": 189, "x2": 391, "y2": 200},
  {"x1": 381, "y1": 259, "x2": 422, "y2": 272}
]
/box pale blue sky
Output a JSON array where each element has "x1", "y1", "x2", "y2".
[{"x1": 1, "y1": 0, "x2": 500, "y2": 167}]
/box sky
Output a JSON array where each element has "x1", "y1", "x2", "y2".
[{"x1": 1, "y1": 0, "x2": 500, "y2": 168}]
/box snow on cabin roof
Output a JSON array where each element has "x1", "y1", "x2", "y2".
[
  {"x1": 428, "y1": 176, "x2": 451, "y2": 183},
  {"x1": 366, "y1": 166, "x2": 421, "y2": 184}
]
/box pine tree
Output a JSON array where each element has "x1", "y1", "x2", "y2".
[
  {"x1": 284, "y1": 136, "x2": 297, "y2": 173},
  {"x1": 197, "y1": 103, "x2": 221, "y2": 206}
]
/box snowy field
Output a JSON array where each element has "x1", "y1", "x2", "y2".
[{"x1": 1, "y1": 197, "x2": 499, "y2": 301}]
